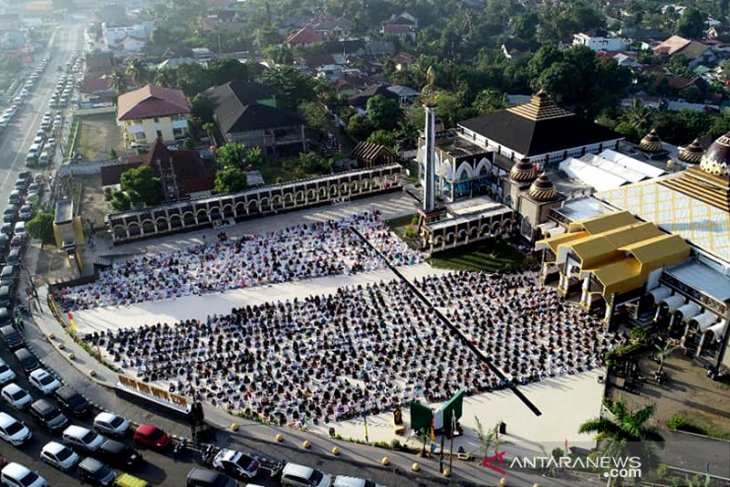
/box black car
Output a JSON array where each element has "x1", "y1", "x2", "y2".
[
  {"x1": 30, "y1": 398, "x2": 69, "y2": 432},
  {"x1": 0, "y1": 325, "x2": 23, "y2": 350},
  {"x1": 95, "y1": 439, "x2": 143, "y2": 469},
  {"x1": 14, "y1": 347, "x2": 39, "y2": 372},
  {"x1": 54, "y1": 386, "x2": 91, "y2": 416},
  {"x1": 186, "y1": 467, "x2": 237, "y2": 487},
  {"x1": 0, "y1": 307, "x2": 9, "y2": 326},
  {"x1": 78, "y1": 457, "x2": 117, "y2": 486}
]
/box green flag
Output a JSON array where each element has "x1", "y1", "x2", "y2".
[
  {"x1": 410, "y1": 401, "x2": 433, "y2": 433},
  {"x1": 440, "y1": 390, "x2": 464, "y2": 423}
]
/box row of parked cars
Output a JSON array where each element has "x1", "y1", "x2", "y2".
[
  {"x1": 49, "y1": 53, "x2": 79, "y2": 110},
  {"x1": 0, "y1": 54, "x2": 50, "y2": 138},
  {"x1": 26, "y1": 111, "x2": 60, "y2": 168}
]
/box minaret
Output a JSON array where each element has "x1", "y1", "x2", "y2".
[{"x1": 422, "y1": 66, "x2": 437, "y2": 213}]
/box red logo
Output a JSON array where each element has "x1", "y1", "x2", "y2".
[{"x1": 481, "y1": 451, "x2": 506, "y2": 475}]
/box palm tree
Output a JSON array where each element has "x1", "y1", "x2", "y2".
[
  {"x1": 202, "y1": 122, "x2": 217, "y2": 145},
  {"x1": 623, "y1": 99, "x2": 654, "y2": 132},
  {"x1": 655, "y1": 342, "x2": 677, "y2": 375},
  {"x1": 153, "y1": 67, "x2": 177, "y2": 88},
  {"x1": 109, "y1": 69, "x2": 128, "y2": 95},
  {"x1": 580, "y1": 399, "x2": 664, "y2": 482},
  {"x1": 126, "y1": 59, "x2": 149, "y2": 87}
]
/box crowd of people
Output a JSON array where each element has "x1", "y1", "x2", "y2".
[
  {"x1": 416, "y1": 271, "x2": 629, "y2": 383},
  {"x1": 53, "y1": 211, "x2": 423, "y2": 311},
  {"x1": 83, "y1": 270, "x2": 625, "y2": 425}
]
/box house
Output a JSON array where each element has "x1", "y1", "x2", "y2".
[
  {"x1": 653, "y1": 35, "x2": 717, "y2": 68},
  {"x1": 392, "y1": 52, "x2": 414, "y2": 71},
  {"x1": 117, "y1": 84, "x2": 191, "y2": 147},
  {"x1": 573, "y1": 29, "x2": 628, "y2": 52},
  {"x1": 284, "y1": 27, "x2": 324, "y2": 48},
  {"x1": 311, "y1": 17, "x2": 352, "y2": 39},
  {"x1": 115, "y1": 35, "x2": 146, "y2": 53},
  {"x1": 365, "y1": 41, "x2": 396, "y2": 57},
  {"x1": 81, "y1": 74, "x2": 113, "y2": 98},
  {"x1": 351, "y1": 141, "x2": 396, "y2": 168},
  {"x1": 192, "y1": 47, "x2": 214, "y2": 63},
  {"x1": 348, "y1": 83, "x2": 400, "y2": 112},
  {"x1": 102, "y1": 22, "x2": 150, "y2": 48},
  {"x1": 322, "y1": 39, "x2": 365, "y2": 56},
  {"x1": 386, "y1": 85, "x2": 420, "y2": 104},
  {"x1": 382, "y1": 11, "x2": 418, "y2": 40},
  {"x1": 382, "y1": 24, "x2": 417, "y2": 40},
  {"x1": 101, "y1": 138, "x2": 216, "y2": 201},
  {"x1": 653, "y1": 73, "x2": 707, "y2": 95},
  {"x1": 205, "y1": 80, "x2": 306, "y2": 157}
]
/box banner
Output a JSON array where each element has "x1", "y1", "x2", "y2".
[{"x1": 410, "y1": 401, "x2": 433, "y2": 433}]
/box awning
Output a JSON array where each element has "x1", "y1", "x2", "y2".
[
  {"x1": 648, "y1": 286, "x2": 671, "y2": 303},
  {"x1": 707, "y1": 321, "x2": 727, "y2": 341},
  {"x1": 548, "y1": 227, "x2": 566, "y2": 237},
  {"x1": 691, "y1": 311, "x2": 717, "y2": 330},
  {"x1": 675, "y1": 302, "x2": 701, "y2": 321},
  {"x1": 660, "y1": 295, "x2": 685, "y2": 313}
]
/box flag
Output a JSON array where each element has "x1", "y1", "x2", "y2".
[{"x1": 67, "y1": 312, "x2": 76, "y2": 335}]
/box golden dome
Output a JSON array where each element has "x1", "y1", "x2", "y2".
[
  {"x1": 700, "y1": 131, "x2": 730, "y2": 178},
  {"x1": 638, "y1": 129, "x2": 663, "y2": 153},
  {"x1": 510, "y1": 157, "x2": 537, "y2": 183},
  {"x1": 678, "y1": 139, "x2": 704, "y2": 164},
  {"x1": 528, "y1": 173, "x2": 558, "y2": 202}
]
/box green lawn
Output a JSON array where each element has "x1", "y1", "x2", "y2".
[{"x1": 428, "y1": 239, "x2": 526, "y2": 272}]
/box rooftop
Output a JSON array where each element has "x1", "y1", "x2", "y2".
[
  {"x1": 664, "y1": 259, "x2": 730, "y2": 304},
  {"x1": 596, "y1": 175, "x2": 730, "y2": 264},
  {"x1": 55, "y1": 200, "x2": 73, "y2": 224},
  {"x1": 117, "y1": 84, "x2": 189, "y2": 121},
  {"x1": 550, "y1": 196, "x2": 613, "y2": 223},
  {"x1": 435, "y1": 135, "x2": 491, "y2": 160}
]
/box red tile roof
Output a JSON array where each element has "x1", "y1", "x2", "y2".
[
  {"x1": 653, "y1": 35, "x2": 691, "y2": 56},
  {"x1": 383, "y1": 24, "x2": 416, "y2": 35},
  {"x1": 117, "y1": 84, "x2": 190, "y2": 121},
  {"x1": 82, "y1": 75, "x2": 111, "y2": 94},
  {"x1": 285, "y1": 27, "x2": 324, "y2": 46}
]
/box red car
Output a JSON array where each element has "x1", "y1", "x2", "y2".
[{"x1": 133, "y1": 424, "x2": 171, "y2": 450}]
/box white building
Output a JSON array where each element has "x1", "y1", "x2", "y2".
[
  {"x1": 102, "y1": 22, "x2": 151, "y2": 48},
  {"x1": 573, "y1": 29, "x2": 629, "y2": 52}
]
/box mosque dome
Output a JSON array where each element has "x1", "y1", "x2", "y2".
[
  {"x1": 638, "y1": 129, "x2": 663, "y2": 153},
  {"x1": 677, "y1": 139, "x2": 704, "y2": 165},
  {"x1": 509, "y1": 157, "x2": 537, "y2": 183},
  {"x1": 700, "y1": 131, "x2": 730, "y2": 178},
  {"x1": 528, "y1": 173, "x2": 558, "y2": 202}
]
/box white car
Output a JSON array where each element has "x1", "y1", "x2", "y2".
[
  {"x1": 0, "y1": 359, "x2": 16, "y2": 386},
  {"x1": 280, "y1": 463, "x2": 331, "y2": 487},
  {"x1": 62, "y1": 425, "x2": 104, "y2": 452},
  {"x1": 40, "y1": 441, "x2": 80, "y2": 472},
  {"x1": 334, "y1": 476, "x2": 384, "y2": 487},
  {"x1": 29, "y1": 369, "x2": 62, "y2": 395},
  {"x1": 93, "y1": 412, "x2": 130, "y2": 437},
  {"x1": 0, "y1": 463, "x2": 46, "y2": 487},
  {"x1": 1, "y1": 383, "x2": 33, "y2": 410},
  {"x1": 0, "y1": 412, "x2": 31, "y2": 445},
  {"x1": 211, "y1": 448, "x2": 261, "y2": 479}
]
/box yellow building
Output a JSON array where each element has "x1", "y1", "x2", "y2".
[
  {"x1": 536, "y1": 210, "x2": 690, "y2": 325},
  {"x1": 117, "y1": 84, "x2": 190, "y2": 147}
]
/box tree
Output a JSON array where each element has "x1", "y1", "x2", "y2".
[
  {"x1": 261, "y1": 66, "x2": 317, "y2": 110},
  {"x1": 579, "y1": 399, "x2": 664, "y2": 472},
  {"x1": 366, "y1": 95, "x2": 401, "y2": 131},
  {"x1": 675, "y1": 8, "x2": 706, "y2": 39},
  {"x1": 190, "y1": 94, "x2": 215, "y2": 125},
  {"x1": 537, "y1": 62, "x2": 581, "y2": 104},
  {"x1": 109, "y1": 69, "x2": 128, "y2": 95},
  {"x1": 126, "y1": 59, "x2": 149, "y2": 87},
  {"x1": 216, "y1": 142, "x2": 250, "y2": 169},
  {"x1": 154, "y1": 67, "x2": 177, "y2": 88},
  {"x1": 347, "y1": 114, "x2": 374, "y2": 140},
  {"x1": 298, "y1": 101, "x2": 331, "y2": 137},
  {"x1": 654, "y1": 342, "x2": 677, "y2": 375},
  {"x1": 214, "y1": 166, "x2": 248, "y2": 194},
  {"x1": 25, "y1": 211, "x2": 55, "y2": 247},
  {"x1": 367, "y1": 129, "x2": 399, "y2": 153},
  {"x1": 473, "y1": 89, "x2": 507, "y2": 114},
  {"x1": 298, "y1": 152, "x2": 332, "y2": 174},
  {"x1": 110, "y1": 191, "x2": 131, "y2": 212},
  {"x1": 120, "y1": 165, "x2": 162, "y2": 207},
  {"x1": 623, "y1": 99, "x2": 655, "y2": 133},
  {"x1": 202, "y1": 122, "x2": 218, "y2": 144},
  {"x1": 206, "y1": 59, "x2": 250, "y2": 86}
]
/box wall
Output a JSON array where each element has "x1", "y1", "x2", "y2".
[{"x1": 121, "y1": 116, "x2": 188, "y2": 146}]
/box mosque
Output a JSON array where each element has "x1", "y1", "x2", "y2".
[{"x1": 416, "y1": 89, "x2": 730, "y2": 375}]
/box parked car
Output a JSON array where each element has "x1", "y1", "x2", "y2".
[
  {"x1": 1, "y1": 383, "x2": 33, "y2": 410},
  {"x1": 280, "y1": 463, "x2": 331, "y2": 487},
  {"x1": 78, "y1": 457, "x2": 117, "y2": 486},
  {"x1": 0, "y1": 325, "x2": 23, "y2": 350},
  {"x1": 210, "y1": 449, "x2": 260, "y2": 480},
  {"x1": 13, "y1": 348, "x2": 39, "y2": 373},
  {"x1": 12, "y1": 222, "x2": 25, "y2": 240},
  {"x1": 93, "y1": 412, "x2": 130, "y2": 437},
  {"x1": 96, "y1": 439, "x2": 143, "y2": 469},
  {"x1": 18, "y1": 206, "x2": 33, "y2": 221},
  {"x1": 0, "y1": 286, "x2": 11, "y2": 308},
  {"x1": 133, "y1": 424, "x2": 170, "y2": 450},
  {"x1": 61, "y1": 425, "x2": 105, "y2": 452},
  {"x1": 186, "y1": 467, "x2": 237, "y2": 487},
  {"x1": 28, "y1": 369, "x2": 62, "y2": 395},
  {"x1": 54, "y1": 386, "x2": 91, "y2": 416},
  {"x1": 40, "y1": 441, "x2": 80, "y2": 472},
  {"x1": 113, "y1": 473, "x2": 149, "y2": 487},
  {"x1": 333, "y1": 476, "x2": 384, "y2": 487},
  {"x1": 0, "y1": 462, "x2": 46, "y2": 487},
  {"x1": 0, "y1": 412, "x2": 31, "y2": 446},
  {"x1": 30, "y1": 398, "x2": 69, "y2": 432},
  {"x1": 0, "y1": 360, "x2": 16, "y2": 386}
]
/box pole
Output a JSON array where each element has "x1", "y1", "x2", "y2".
[
  {"x1": 449, "y1": 414, "x2": 455, "y2": 474},
  {"x1": 363, "y1": 414, "x2": 369, "y2": 443},
  {"x1": 439, "y1": 415, "x2": 446, "y2": 472}
]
